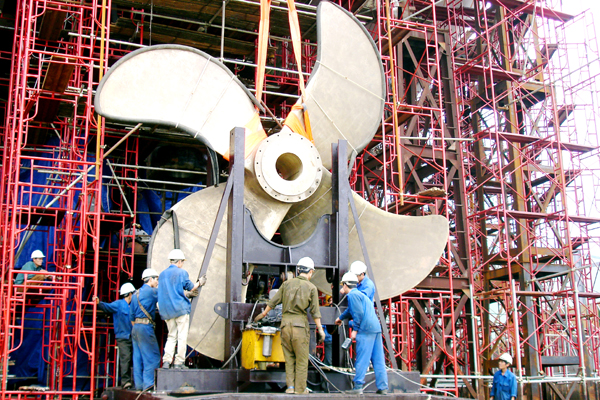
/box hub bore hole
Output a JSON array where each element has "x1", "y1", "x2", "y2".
[{"x1": 276, "y1": 153, "x2": 303, "y2": 181}]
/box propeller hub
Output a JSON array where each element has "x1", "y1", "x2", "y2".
[{"x1": 254, "y1": 130, "x2": 323, "y2": 203}]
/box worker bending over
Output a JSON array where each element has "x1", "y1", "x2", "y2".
[
  {"x1": 158, "y1": 249, "x2": 206, "y2": 369},
  {"x1": 130, "y1": 269, "x2": 160, "y2": 391},
  {"x1": 254, "y1": 257, "x2": 326, "y2": 394},
  {"x1": 94, "y1": 283, "x2": 136, "y2": 389},
  {"x1": 350, "y1": 260, "x2": 375, "y2": 300},
  {"x1": 336, "y1": 272, "x2": 388, "y2": 395}
]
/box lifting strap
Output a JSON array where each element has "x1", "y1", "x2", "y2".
[
  {"x1": 255, "y1": 0, "x2": 313, "y2": 143},
  {"x1": 223, "y1": 0, "x2": 270, "y2": 162},
  {"x1": 285, "y1": 0, "x2": 306, "y2": 98},
  {"x1": 255, "y1": 0, "x2": 271, "y2": 102},
  {"x1": 222, "y1": 112, "x2": 267, "y2": 161}
]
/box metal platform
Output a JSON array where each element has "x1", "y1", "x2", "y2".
[
  {"x1": 103, "y1": 369, "x2": 422, "y2": 398},
  {"x1": 105, "y1": 390, "x2": 455, "y2": 400},
  {"x1": 158, "y1": 368, "x2": 419, "y2": 395}
]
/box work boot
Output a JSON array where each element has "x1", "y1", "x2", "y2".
[
  {"x1": 295, "y1": 388, "x2": 310, "y2": 394},
  {"x1": 162, "y1": 362, "x2": 171, "y2": 369},
  {"x1": 376, "y1": 389, "x2": 388, "y2": 395},
  {"x1": 346, "y1": 386, "x2": 363, "y2": 394},
  {"x1": 173, "y1": 364, "x2": 188, "y2": 369},
  {"x1": 285, "y1": 387, "x2": 295, "y2": 394},
  {"x1": 122, "y1": 382, "x2": 132, "y2": 390}
]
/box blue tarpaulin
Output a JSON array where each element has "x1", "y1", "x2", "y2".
[{"x1": 10, "y1": 136, "x2": 206, "y2": 389}]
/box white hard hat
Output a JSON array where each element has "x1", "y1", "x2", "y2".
[
  {"x1": 297, "y1": 257, "x2": 315, "y2": 270},
  {"x1": 499, "y1": 353, "x2": 513, "y2": 365},
  {"x1": 120, "y1": 282, "x2": 136, "y2": 296},
  {"x1": 141, "y1": 268, "x2": 159, "y2": 280},
  {"x1": 350, "y1": 260, "x2": 367, "y2": 275},
  {"x1": 31, "y1": 250, "x2": 45, "y2": 259},
  {"x1": 168, "y1": 249, "x2": 186, "y2": 261},
  {"x1": 341, "y1": 272, "x2": 359, "y2": 284}
]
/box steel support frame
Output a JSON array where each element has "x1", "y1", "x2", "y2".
[{"x1": 170, "y1": 127, "x2": 401, "y2": 392}]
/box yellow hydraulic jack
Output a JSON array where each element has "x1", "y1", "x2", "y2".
[{"x1": 241, "y1": 326, "x2": 285, "y2": 370}]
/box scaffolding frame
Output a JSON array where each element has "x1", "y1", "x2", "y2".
[
  {"x1": 445, "y1": 1, "x2": 600, "y2": 399},
  {"x1": 0, "y1": 0, "x2": 143, "y2": 395}
]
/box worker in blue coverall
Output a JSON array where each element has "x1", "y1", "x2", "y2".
[
  {"x1": 130, "y1": 268, "x2": 161, "y2": 391},
  {"x1": 158, "y1": 249, "x2": 206, "y2": 369},
  {"x1": 350, "y1": 260, "x2": 375, "y2": 301},
  {"x1": 490, "y1": 353, "x2": 517, "y2": 400},
  {"x1": 335, "y1": 272, "x2": 388, "y2": 395},
  {"x1": 93, "y1": 282, "x2": 136, "y2": 389}
]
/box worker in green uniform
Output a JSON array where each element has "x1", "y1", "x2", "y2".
[
  {"x1": 14, "y1": 250, "x2": 50, "y2": 291},
  {"x1": 254, "y1": 257, "x2": 326, "y2": 394}
]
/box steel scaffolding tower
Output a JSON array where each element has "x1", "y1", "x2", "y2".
[
  {"x1": 0, "y1": 0, "x2": 142, "y2": 395},
  {"x1": 354, "y1": 0, "x2": 600, "y2": 399},
  {"x1": 445, "y1": 1, "x2": 600, "y2": 399}
]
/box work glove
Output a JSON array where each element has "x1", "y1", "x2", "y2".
[
  {"x1": 317, "y1": 328, "x2": 326, "y2": 344},
  {"x1": 185, "y1": 289, "x2": 199, "y2": 298},
  {"x1": 198, "y1": 275, "x2": 207, "y2": 287}
]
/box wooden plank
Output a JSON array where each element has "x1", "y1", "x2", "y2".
[
  {"x1": 549, "y1": 104, "x2": 575, "y2": 127},
  {"x1": 42, "y1": 56, "x2": 76, "y2": 94},
  {"x1": 33, "y1": 97, "x2": 61, "y2": 122},
  {"x1": 456, "y1": 62, "x2": 522, "y2": 81},
  {"x1": 379, "y1": 25, "x2": 412, "y2": 50},
  {"x1": 39, "y1": 9, "x2": 68, "y2": 41},
  {"x1": 484, "y1": 263, "x2": 568, "y2": 281},
  {"x1": 416, "y1": 276, "x2": 469, "y2": 291}
]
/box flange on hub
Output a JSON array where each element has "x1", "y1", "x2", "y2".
[{"x1": 254, "y1": 130, "x2": 323, "y2": 203}]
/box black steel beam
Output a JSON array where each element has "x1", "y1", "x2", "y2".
[{"x1": 225, "y1": 127, "x2": 246, "y2": 361}]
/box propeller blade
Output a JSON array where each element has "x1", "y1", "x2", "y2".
[
  {"x1": 290, "y1": 1, "x2": 386, "y2": 169},
  {"x1": 95, "y1": 45, "x2": 261, "y2": 155},
  {"x1": 279, "y1": 171, "x2": 449, "y2": 299}
]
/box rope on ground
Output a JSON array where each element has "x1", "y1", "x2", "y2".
[{"x1": 309, "y1": 354, "x2": 366, "y2": 377}]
